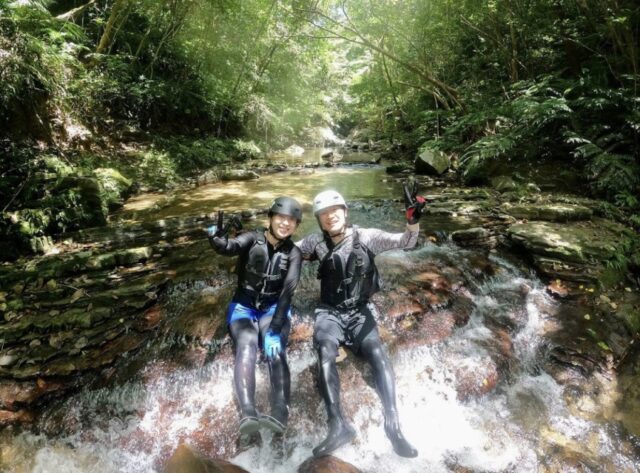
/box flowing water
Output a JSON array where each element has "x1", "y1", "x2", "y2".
[{"x1": 1, "y1": 151, "x2": 639, "y2": 472}]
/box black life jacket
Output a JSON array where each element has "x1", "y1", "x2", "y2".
[
  {"x1": 318, "y1": 227, "x2": 380, "y2": 310},
  {"x1": 238, "y1": 230, "x2": 291, "y2": 309}
]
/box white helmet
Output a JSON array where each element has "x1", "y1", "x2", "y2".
[{"x1": 313, "y1": 190, "x2": 347, "y2": 216}]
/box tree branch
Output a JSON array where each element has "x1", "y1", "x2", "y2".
[
  {"x1": 56, "y1": 0, "x2": 97, "y2": 21},
  {"x1": 299, "y1": 6, "x2": 462, "y2": 109}
]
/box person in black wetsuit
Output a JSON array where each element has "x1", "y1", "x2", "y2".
[
  {"x1": 208, "y1": 197, "x2": 303, "y2": 448},
  {"x1": 296, "y1": 185, "x2": 425, "y2": 458}
]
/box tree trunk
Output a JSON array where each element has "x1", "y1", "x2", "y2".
[{"x1": 95, "y1": 0, "x2": 129, "y2": 55}]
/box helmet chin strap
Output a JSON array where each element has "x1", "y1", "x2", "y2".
[
  {"x1": 268, "y1": 223, "x2": 285, "y2": 242},
  {"x1": 328, "y1": 226, "x2": 346, "y2": 238},
  {"x1": 320, "y1": 221, "x2": 346, "y2": 239}
]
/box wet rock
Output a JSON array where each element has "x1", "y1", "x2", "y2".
[
  {"x1": 0, "y1": 408, "x2": 34, "y2": 425},
  {"x1": 320, "y1": 149, "x2": 334, "y2": 159},
  {"x1": 401, "y1": 310, "x2": 457, "y2": 348},
  {"x1": 298, "y1": 455, "x2": 361, "y2": 473},
  {"x1": 546, "y1": 346, "x2": 602, "y2": 377},
  {"x1": 490, "y1": 175, "x2": 518, "y2": 192},
  {"x1": 415, "y1": 146, "x2": 450, "y2": 175},
  {"x1": 114, "y1": 247, "x2": 153, "y2": 266},
  {"x1": 291, "y1": 168, "x2": 315, "y2": 176},
  {"x1": 453, "y1": 357, "x2": 499, "y2": 401},
  {"x1": 220, "y1": 170, "x2": 260, "y2": 181},
  {"x1": 385, "y1": 300, "x2": 424, "y2": 320},
  {"x1": 450, "y1": 293, "x2": 476, "y2": 326},
  {"x1": 546, "y1": 280, "x2": 569, "y2": 298},
  {"x1": 539, "y1": 426, "x2": 603, "y2": 472},
  {"x1": 507, "y1": 219, "x2": 632, "y2": 284},
  {"x1": 0, "y1": 378, "x2": 66, "y2": 410},
  {"x1": 385, "y1": 162, "x2": 412, "y2": 174},
  {"x1": 508, "y1": 222, "x2": 624, "y2": 263},
  {"x1": 163, "y1": 443, "x2": 249, "y2": 473},
  {"x1": 451, "y1": 227, "x2": 497, "y2": 248},
  {"x1": 502, "y1": 203, "x2": 593, "y2": 222},
  {"x1": 168, "y1": 286, "x2": 232, "y2": 343},
  {"x1": 196, "y1": 170, "x2": 219, "y2": 186}
]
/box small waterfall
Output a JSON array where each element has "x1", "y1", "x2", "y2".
[{"x1": 2, "y1": 163, "x2": 638, "y2": 473}]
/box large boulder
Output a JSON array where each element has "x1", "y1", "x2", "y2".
[
  {"x1": 220, "y1": 169, "x2": 260, "y2": 181},
  {"x1": 94, "y1": 168, "x2": 133, "y2": 210},
  {"x1": 298, "y1": 455, "x2": 361, "y2": 473},
  {"x1": 415, "y1": 145, "x2": 450, "y2": 175},
  {"x1": 490, "y1": 175, "x2": 518, "y2": 192},
  {"x1": 54, "y1": 175, "x2": 109, "y2": 226},
  {"x1": 502, "y1": 203, "x2": 593, "y2": 222},
  {"x1": 507, "y1": 219, "x2": 634, "y2": 285},
  {"x1": 164, "y1": 443, "x2": 249, "y2": 473}
]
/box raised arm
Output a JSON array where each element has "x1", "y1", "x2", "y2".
[
  {"x1": 359, "y1": 225, "x2": 419, "y2": 255},
  {"x1": 209, "y1": 230, "x2": 256, "y2": 256}
]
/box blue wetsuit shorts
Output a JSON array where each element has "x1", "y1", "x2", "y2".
[{"x1": 227, "y1": 301, "x2": 292, "y2": 324}]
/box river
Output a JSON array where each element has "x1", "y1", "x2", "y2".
[{"x1": 1, "y1": 149, "x2": 638, "y2": 472}]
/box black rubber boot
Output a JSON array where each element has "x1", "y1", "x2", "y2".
[
  {"x1": 230, "y1": 320, "x2": 260, "y2": 433},
  {"x1": 384, "y1": 411, "x2": 418, "y2": 458},
  {"x1": 261, "y1": 351, "x2": 291, "y2": 434},
  {"x1": 363, "y1": 339, "x2": 418, "y2": 458},
  {"x1": 236, "y1": 430, "x2": 262, "y2": 452},
  {"x1": 313, "y1": 414, "x2": 356, "y2": 457},
  {"x1": 312, "y1": 342, "x2": 356, "y2": 457}
]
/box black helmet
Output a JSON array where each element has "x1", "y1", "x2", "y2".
[{"x1": 268, "y1": 197, "x2": 302, "y2": 223}]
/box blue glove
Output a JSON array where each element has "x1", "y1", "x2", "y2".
[
  {"x1": 206, "y1": 225, "x2": 218, "y2": 237},
  {"x1": 263, "y1": 330, "x2": 282, "y2": 360}
]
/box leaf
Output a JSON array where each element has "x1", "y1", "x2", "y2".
[
  {"x1": 70, "y1": 289, "x2": 85, "y2": 303},
  {"x1": 597, "y1": 341, "x2": 611, "y2": 352}
]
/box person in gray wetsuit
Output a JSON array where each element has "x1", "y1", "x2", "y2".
[{"x1": 296, "y1": 186, "x2": 425, "y2": 458}]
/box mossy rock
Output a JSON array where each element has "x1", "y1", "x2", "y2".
[
  {"x1": 502, "y1": 203, "x2": 593, "y2": 222},
  {"x1": 508, "y1": 219, "x2": 634, "y2": 286},
  {"x1": 54, "y1": 176, "x2": 108, "y2": 227},
  {"x1": 114, "y1": 247, "x2": 153, "y2": 266},
  {"x1": 42, "y1": 155, "x2": 73, "y2": 177},
  {"x1": 508, "y1": 220, "x2": 625, "y2": 264},
  {"x1": 385, "y1": 162, "x2": 412, "y2": 174},
  {"x1": 94, "y1": 168, "x2": 133, "y2": 211},
  {"x1": 3, "y1": 209, "x2": 51, "y2": 238}
]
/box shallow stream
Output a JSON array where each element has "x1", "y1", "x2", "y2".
[{"x1": 1, "y1": 150, "x2": 639, "y2": 472}]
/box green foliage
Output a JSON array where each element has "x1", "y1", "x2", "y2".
[
  {"x1": 134, "y1": 149, "x2": 179, "y2": 190},
  {"x1": 231, "y1": 139, "x2": 261, "y2": 161},
  {"x1": 0, "y1": 2, "x2": 86, "y2": 133}
]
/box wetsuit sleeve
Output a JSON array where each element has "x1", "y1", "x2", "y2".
[
  {"x1": 209, "y1": 231, "x2": 255, "y2": 256},
  {"x1": 268, "y1": 245, "x2": 303, "y2": 334},
  {"x1": 359, "y1": 225, "x2": 419, "y2": 255},
  {"x1": 295, "y1": 234, "x2": 320, "y2": 261}
]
